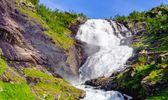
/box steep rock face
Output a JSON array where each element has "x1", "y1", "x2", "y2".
[
  {"x1": 0, "y1": 0, "x2": 44, "y2": 72},
  {"x1": 69, "y1": 19, "x2": 88, "y2": 68},
  {"x1": 0, "y1": 0, "x2": 84, "y2": 80},
  {"x1": 0, "y1": 0, "x2": 86, "y2": 99}
]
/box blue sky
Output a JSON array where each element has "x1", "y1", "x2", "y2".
[{"x1": 39, "y1": 0, "x2": 168, "y2": 18}]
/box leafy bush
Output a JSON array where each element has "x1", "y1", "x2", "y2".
[
  {"x1": 28, "y1": 0, "x2": 39, "y2": 5},
  {"x1": 114, "y1": 5, "x2": 168, "y2": 51}
]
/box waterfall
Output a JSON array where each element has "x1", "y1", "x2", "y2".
[
  {"x1": 76, "y1": 19, "x2": 133, "y2": 81},
  {"x1": 74, "y1": 19, "x2": 133, "y2": 100}
]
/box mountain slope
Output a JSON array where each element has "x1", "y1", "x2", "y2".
[
  {"x1": 0, "y1": 0, "x2": 86, "y2": 99},
  {"x1": 85, "y1": 4, "x2": 168, "y2": 99}
]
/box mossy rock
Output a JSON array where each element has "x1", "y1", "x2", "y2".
[
  {"x1": 0, "y1": 57, "x2": 8, "y2": 76},
  {"x1": 24, "y1": 68, "x2": 85, "y2": 100},
  {"x1": 0, "y1": 65, "x2": 35, "y2": 100},
  {"x1": 0, "y1": 81, "x2": 36, "y2": 100}
]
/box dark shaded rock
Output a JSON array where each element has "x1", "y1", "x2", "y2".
[
  {"x1": 85, "y1": 77, "x2": 118, "y2": 91},
  {"x1": 69, "y1": 18, "x2": 88, "y2": 68},
  {"x1": 0, "y1": 0, "x2": 85, "y2": 81}
]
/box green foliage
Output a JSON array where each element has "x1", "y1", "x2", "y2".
[
  {"x1": 113, "y1": 15, "x2": 127, "y2": 22},
  {"x1": 0, "y1": 63, "x2": 83, "y2": 100},
  {"x1": 0, "y1": 82, "x2": 34, "y2": 99},
  {"x1": 147, "y1": 88, "x2": 168, "y2": 100},
  {"x1": 0, "y1": 81, "x2": 35, "y2": 100},
  {"x1": 24, "y1": 68, "x2": 83, "y2": 100},
  {"x1": 24, "y1": 68, "x2": 57, "y2": 80},
  {"x1": 113, "y1": 11, "x2": 146, "y2": 23},
  {"x1": 0, "y1": 67, "x2": 35, "y2": 100},
  {"x1": 16, "y1": 0, "x2": 86, "y2": 49},
  {"x1": 143, "y1": 69, "x2": 164, "y2": 84},
  {"x1": 113, "y1": 53, "x2": 168, "y2": 98},
  {"x1": 114, "y1": 4, "x2": 168, "y2": 52},
  {"x1": 128, "y1": 11, "x2": 146, "y2": 22},
  {"x1": 0, "y1": 57, "x2": 8, "y2": 76},
  {"x1": 138, "y1": 56, "x2": 146, "y2": 63},
  {"x1": 121, "y1": 64, "x2": 157, "y2": 96},
  {"x1": 146, "y1": 15, "x2": 168, "y2": 52},
  {"x1": 36, "y1": 4, "x2": 78, "y2": 32},
  {"x1": 3, "y1": 68, "x2": 26, "y2": 84},
  {"x1": 36, "y1": 4, "x2": 80, "y2": 49},
  {"x1": 28, "y1": 0, "x2": 39, "y2": 5},
  {"x1": 113, "y1": 7, "x2": 168, "y2": 99}
]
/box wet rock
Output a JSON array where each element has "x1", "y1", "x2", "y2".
[{"x1": 85, "y1": 77, "x2": 118, "y2": 91}]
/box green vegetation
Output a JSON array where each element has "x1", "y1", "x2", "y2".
[
  {"x1": 24, "y1": 68, "x2": 84, "y2": 100},
  {"x1": 0, "y1": 82, "x2": 35, "y2": 100},
  {"x1": 112, "y1": 4, "x2": 168, "y2": 99},
  {"x1": 146, "y1": 15, "x2": 168, "y2": 52},
  {"x1": 12, "y1": 0, "x2": 168, "y2": 99},
  {"x1": 16, "y1": 0, "x2": 86, "y2": 49},
  {"x1": 0, "y1": 66, "x2": 84, "y2": 100},
  {"x1": 0, "y1": 63, "x2": 35, "y2": 100},
  {"x1": 0, "y1": 53, "x2": 83, "y2": 100},
  {"x1": 113, "y1": 55, "x2": 168, "y2": 99},
  {"x1": 114, "y1": 4, "x2": 168, "y2": 52},
  {"x1": 0, "y1": 57, "x2": 8, "y2": 75},
  {"x1": 28, "y1": 0, "x2": 39, "y2": 5},
  {"x1": 114, "y1": 63, "x2": 157, "y2": 98},
  {"x1": 0, "y1": 1, "x2": 86, "y2": 100},
  {"x1": 147, "y1": 88, "x2": 168, "y2": 100}
]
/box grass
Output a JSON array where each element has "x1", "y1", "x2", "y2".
[
  {"x1": 24, "y1": 68, "x2": 84, "y2": 100},
  {"x1": 0, "y1": 57, "x2": 8, "y2": 76},
  {"x1": 0, "y1": 81, "x2": 35, "y2": 100},
  {"x1": 16, "y1": 0, "x2": 80, "y2": 49},
  {"x1": 0, "y1": 67, "x2": 35, "y2": 100},
  {"x1": 3, "y1": 67, "x2": 26, "y2": 84},
  {"x1": 0, "y1": 62, "x2": 84, "y2": 100},
  {"x1": 0, "y1": 67, "x2": 84, "y2": 100}
]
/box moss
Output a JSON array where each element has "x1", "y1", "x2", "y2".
[
  {"x1": 3, "y1": 68, "x2": 26, "y2": 84},
  {"x1": 113, "y1": 63, "x2": 159, "y2": 98},
  {"x1": 143, "y1": 69, "x2": 164, "y2": 85},
  {"x1": 0, "y1": 67, "x2": 35, "y2": 100},
  {"x1": 0, "y1": 81, "x2": 35, "y2": 100},
  {"x1": 24, "y1": 68, "x2": 84, "y2": 100},
  {"x1": 24, "y1": 68, "x2": 55, "y2": 80},
  {"x1": 44, "y1": 30, "x2": 74, "y2": 49},
  {"x1": 15, "y1": 0, "x2": 83, "y2": 49},
  {"x1": 0, "y1": 57, "x2": 8, "y2": 76},
  {"x1": 17, "y1": 2, "x2": 49, "y2": 28}
]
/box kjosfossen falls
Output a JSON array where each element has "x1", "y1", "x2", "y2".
[
  {"x1": 73, "y1": 19, "x2": 133, "y2": 100},
  {"x1": 0, "y1": 1, "x2": 167, "y2": 99}
]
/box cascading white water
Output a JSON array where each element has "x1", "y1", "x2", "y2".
[
  {"x1": 74, "y1": 19, "x2": 133, "y2": 100},
  {"x1": 76, "y1": 19, "x2": 133, "y2": 81}
]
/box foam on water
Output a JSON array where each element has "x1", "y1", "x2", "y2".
[
  {"x1": 74, "y1": 19, "x2": 133, "y2": 100},
  {"x1": 74, "y1": 84, "x2": 125, "y2": 100},
  {"x1": 76, "y1": 19, "x2": 133, "y2": 81}
]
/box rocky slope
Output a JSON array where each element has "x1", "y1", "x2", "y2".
[
  {"x1": 0, "y1": 0, "x2": 167, "y2": 100},
  {"x1": 0, "y1": 0, "x2": 86, "y2": 99},
  {"x1": 85, "y1": 5, "x2": 168, "y2": 100}
]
